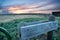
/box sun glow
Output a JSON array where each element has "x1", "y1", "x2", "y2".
[
  {"x1": 7, "y1": 6, "x2": 26, "y2": 13},
  {"x1": 7, "y1": 5, "x2": 60, "y2": 14},
  {"x1": 9, "y1": 10, "x2": 29, "y2": 14}
]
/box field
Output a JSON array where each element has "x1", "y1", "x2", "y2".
[{"x1": 0, "y1": 15, "x2": 60, "y2": 40}]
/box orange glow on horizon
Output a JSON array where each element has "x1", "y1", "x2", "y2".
[{"x1": 7, "y1": 6, "x2": 60, "y2": 14}]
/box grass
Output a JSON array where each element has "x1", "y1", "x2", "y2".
[
  {"x1": 56, "y1": 17, "x2": 60, "y2": 26},
  {"x1": 0, "y1": 17, "x2": 60, "y2": 40},
  {"x1": 0, "y1": 17, "x2": 47, "y2": 40}
]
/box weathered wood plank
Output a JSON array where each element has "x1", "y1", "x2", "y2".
[{"x1": 20, "y1": 21, "x2": 58, "y2": 40}]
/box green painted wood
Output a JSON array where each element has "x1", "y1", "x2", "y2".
[{"x1": 0, "y1": 27, "x2": 12, "y2": 40}]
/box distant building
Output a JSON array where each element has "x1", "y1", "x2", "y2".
[{"x1": 52, "y1": 11, "x2": 60, "y2": 17}]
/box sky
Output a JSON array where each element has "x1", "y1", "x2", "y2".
[{"x1": 0, "y1": 0, "x2": 60, "y2": 14}]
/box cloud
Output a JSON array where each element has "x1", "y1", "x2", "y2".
[
  {"x1": 1, "y1": 0, "x2": 60, "y2": 14},
  {"x1": 39, "y1": 4, "x2": 60, "y2": 10},
  {"x1": 6, "y1": 3, "x2": 60, "y2": 13}
]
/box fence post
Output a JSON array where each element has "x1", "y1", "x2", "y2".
[{"x1": 47, "y1": 15, "x2": 55, "y2": 40}]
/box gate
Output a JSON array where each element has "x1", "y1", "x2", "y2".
[{"x1": 18, "y1": 15, "x2": 58, "y2": 40}]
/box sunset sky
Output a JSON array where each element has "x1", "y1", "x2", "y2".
[{"x1": 0, "y1": 0, "x2": 60, "y2": 14}]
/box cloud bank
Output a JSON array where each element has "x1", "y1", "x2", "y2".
[{"x1": 0, "y1": 0, "x2": 60, "y2": 14}]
